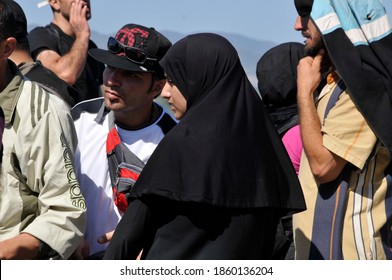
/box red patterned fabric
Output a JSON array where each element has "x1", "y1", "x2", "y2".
[{"x1": 106, "y1": 127, "x2": 141, "y2": 212}]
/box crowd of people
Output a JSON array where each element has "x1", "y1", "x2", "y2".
[{"x1": 0, "y1": 0, "x2": 391, "y2": 260}]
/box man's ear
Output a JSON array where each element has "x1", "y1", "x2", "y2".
[
  {"x1": 0, "y1": 38, "x2": 16, "y2": 59},
  {"x1": 150, "y1": 79, "x2": 166, "y2": 98},
  {"x1": 48, "y1": 0, "x2": 60, "y2": 11}
]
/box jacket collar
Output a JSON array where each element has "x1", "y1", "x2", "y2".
[{"x1": 0, "y1": 60, "x2": 25, "y2": 125}]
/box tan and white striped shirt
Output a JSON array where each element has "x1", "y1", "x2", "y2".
[{"x1": 294, "y1": 75, "x2": 392, "y2": 260}]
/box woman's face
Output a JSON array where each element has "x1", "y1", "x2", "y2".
[{"x1": 161, "y1": 79, "x2": 187, "y2": 120}]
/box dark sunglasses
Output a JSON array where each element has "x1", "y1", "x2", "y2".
[{"x1": 107, "y1": 37, "x2": 157, "y2": 65}]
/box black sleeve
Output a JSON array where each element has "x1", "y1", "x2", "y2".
[
  {"x1": 103, "y1": 198, "x2": 152, "y2": 260},
  {"x1": 28, "y1": 26, "x2": 59, "y2": 59}
]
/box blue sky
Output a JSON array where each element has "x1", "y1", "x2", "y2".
[
  {"x1": 15, "y1": 0, "x2": 392, "y2": 43},
  {"x1": 16, "y1": 0, "x2": 302, "y2": 43}
]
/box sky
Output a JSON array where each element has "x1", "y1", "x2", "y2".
[{"x1": 15, "y1": 0, "x2": 392, "y2": 44}]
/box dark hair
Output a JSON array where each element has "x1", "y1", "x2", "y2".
[
  {"x1": 0, "y1": 0, "x2": 16, "y2": 42},
  {"x1": 15, "y1": 37, "x2": 30, "y2": 52}
]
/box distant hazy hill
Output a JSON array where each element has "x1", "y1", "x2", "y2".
[{"x1": 28, "y1": 25, "x2": 277, "y2": 90}]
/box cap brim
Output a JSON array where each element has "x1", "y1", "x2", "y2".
[{"x1": 88, "y1": 49, "x2": 154, "y2": 73}]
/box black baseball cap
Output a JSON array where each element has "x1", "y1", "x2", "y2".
[{"x1": 89, "y1": 24, "x2": 171, "y2": 77}]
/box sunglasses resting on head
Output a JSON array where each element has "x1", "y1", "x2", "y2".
[{"x1": 107, "y1": 37, "x2": 158, "y2": 65}]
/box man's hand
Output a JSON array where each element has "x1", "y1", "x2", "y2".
[
  {"x1": 297, "y1": 49, "x2": 347, "y2": 184},
  {"x1": 97, "y1": 230, "x2": 114, "y2": 244},
  {"x1": 69, "y1": 238, "x2": 89, "y2": 259},
  {"x1": 0, "y1": 233, "x2": 40, "y2": 260},
  {"x1": 39, "y1": 0, "x2": 91, "y2": 85},
  {"x1": 297, "y1": 49, "x2": 325, "y2": 99},
  {"x1": 69, "y1": 0, "x2": 90, "y2": 39}
]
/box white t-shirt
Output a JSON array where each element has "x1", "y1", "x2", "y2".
[{"x1": 72, "y1": 98, "x2": 176, "y2": 255}]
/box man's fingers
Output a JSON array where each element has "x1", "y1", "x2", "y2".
[
  {"x1": 97, "y1": 230, "x2": 114, "y2": 244},
  {"x1": 313, "y1": 49, "x2": 325, "y2": 65}
]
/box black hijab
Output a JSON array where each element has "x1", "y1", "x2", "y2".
[
  {"x1": 130, "y1": 33, "x2": 305, "y2": 210},
  {"x1": 256, "y1": 42, "x2": 305, "y2": 135}
]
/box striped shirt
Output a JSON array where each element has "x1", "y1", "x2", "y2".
[{"x1": 293, "y1": 75, "x2": 392, "y2": 260}]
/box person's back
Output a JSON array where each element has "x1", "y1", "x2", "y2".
[
  {"x1": 0, "y1": 0, "x2": 86, "y2": 259},
  {"x1": 28, "y1": 0, "x2": 104, "y2": 103},
  {"x1": 257, "y1": 42, "x2": 305, "y2": 173},
  {"x1": 19, "y1": 61, "x2": 79, "y2": 107},
  {"x1": 256, "y1": 42, "x2": 306, "y2": 260},
  {"x1": 0, "y1": 72, "x2": 86, "y2": 259}
]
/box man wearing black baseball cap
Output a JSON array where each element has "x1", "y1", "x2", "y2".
[
  {"x1": 89, "y1": 24, "x2": 170, "y2": 78},
  {"x1": 71, "y1": 23, "x2": 177, "y2": 258}
]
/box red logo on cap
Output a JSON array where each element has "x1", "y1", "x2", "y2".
[{"x1": 116, "y1": 27, "x2": 150, "y2": 49}]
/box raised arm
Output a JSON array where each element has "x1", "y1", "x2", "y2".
[
  {"x1": 297, "y1": 50, "x2": 346, "y2": 184},
  {"x1": 36, "y1": 1, "x2": 90, "y2": 86}
]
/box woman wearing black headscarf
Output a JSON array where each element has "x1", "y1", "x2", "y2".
[{"x1": 103, "y1": 33, "x2": 305, "y2": 260}]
